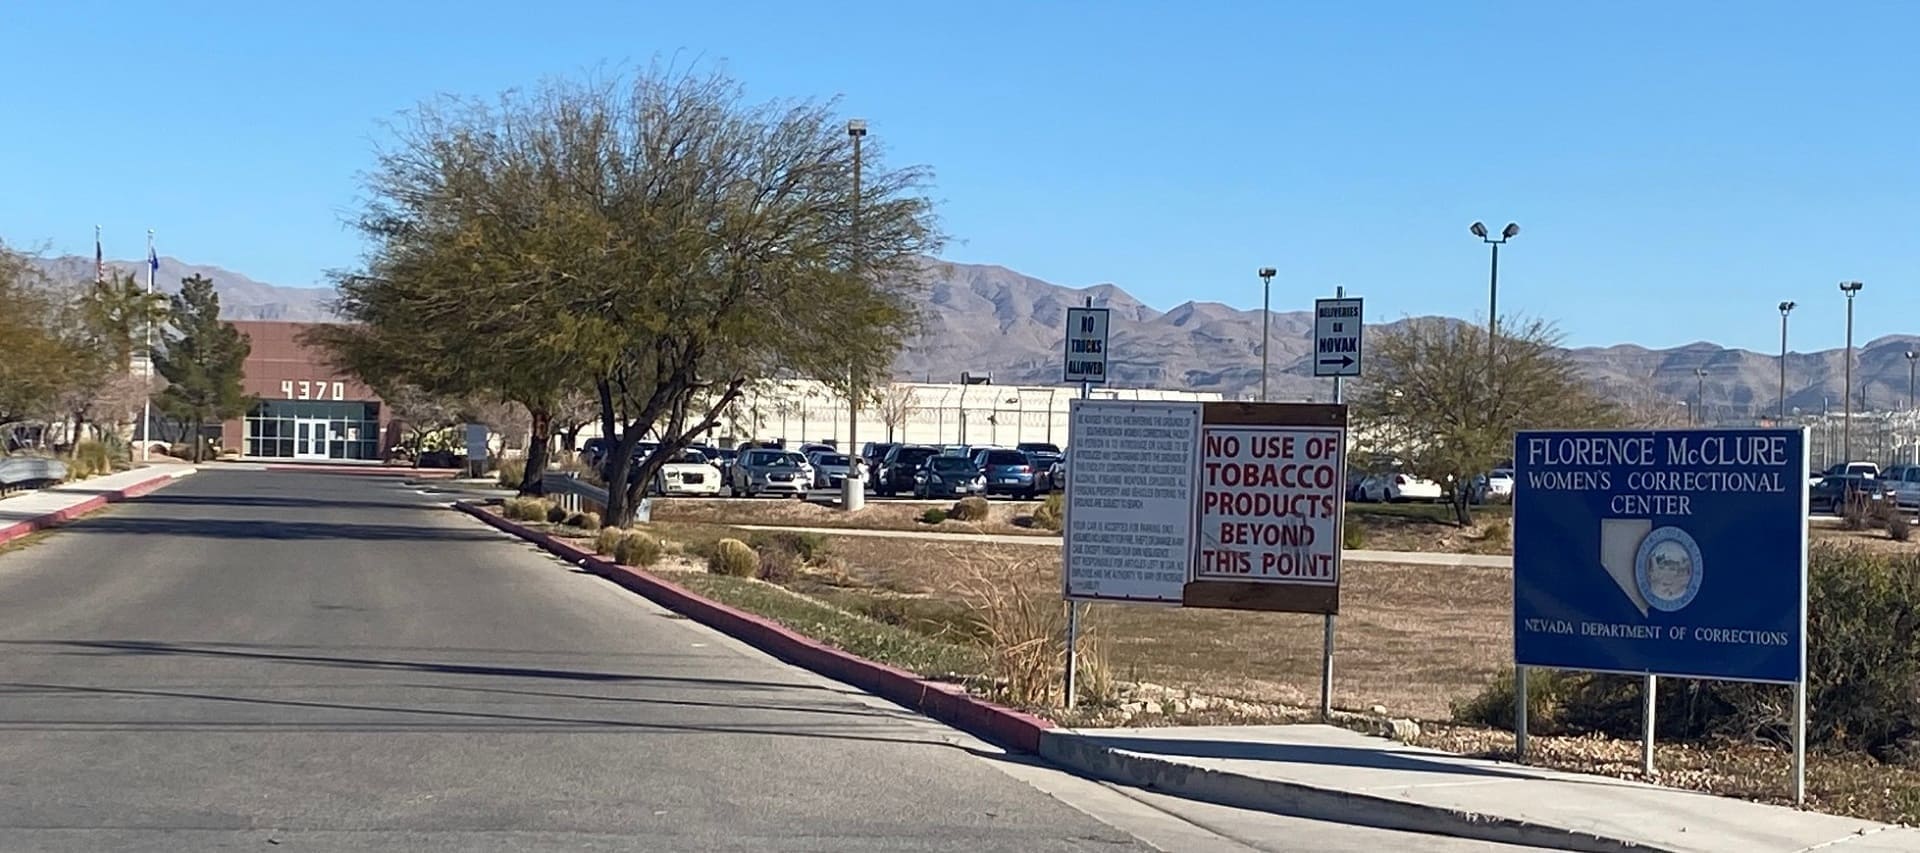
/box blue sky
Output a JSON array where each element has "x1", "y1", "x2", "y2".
[{"x1": 3, "y1": 1, "x2": 1914, "y2": 354}]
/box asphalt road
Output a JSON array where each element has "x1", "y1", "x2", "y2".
[{"x1": 0, "y1": 470, "x2": 1542, "y2": 852}]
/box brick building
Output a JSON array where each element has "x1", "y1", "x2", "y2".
[{"x1": 222, "y1": 321, "x2": 397, "y2": 461}]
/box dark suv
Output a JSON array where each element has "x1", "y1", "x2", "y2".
[
  {"x1": 973, "y1": 448, "x2": 1040, "y2": 499},
  {"x1": 873, "y1": 444, "x2": 940, "y2": 496}
]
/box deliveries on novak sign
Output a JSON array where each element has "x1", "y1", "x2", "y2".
[{"x1": 1196, "y1": 426, "x2": 1343, "y2": 584}]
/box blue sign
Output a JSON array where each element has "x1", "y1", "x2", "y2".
[{"x1": 1513, "y1": 428, "x2": 1807, "y2": 684}]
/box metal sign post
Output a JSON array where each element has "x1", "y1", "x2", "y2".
[
  {"x1": 1320, "y1": 286, "x2": 1356, "y2": 722},
  {"x1": 1064, "y1": 296, "x2": 1106, "y2": 709}
]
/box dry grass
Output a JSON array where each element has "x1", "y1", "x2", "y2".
[
  {"x1": 1812, "y1": 520, "x2": 1920, "y2": 555},
  {"x1": 1414, "y1": 722, "x2": 1920, "y2": 825},
  {"x1": 794, "y1": 533, "x2": 1506, "y2": 720},
  {"x1": 649, "y1": 497, "x2": 1056, "y2": 536}
]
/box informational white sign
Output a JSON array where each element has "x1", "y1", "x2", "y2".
[
  {"x1": 1064, "y1": 307, "x2": 1111, "y2": 384},
  {"x1": 465, "y1": 423, "x2": 490, "y2": 462},
  {"x1": 1313, "y1": 297, "x2": 1363, "y2": 377},
  {"x1": 1063, "y1": 399, "x2": 1201, "y2": 603},
  {"x1": 1194, "y1": 425, "x2": 1344, "y2": 584}
]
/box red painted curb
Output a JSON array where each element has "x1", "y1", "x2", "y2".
[
  {"x1": 0, "y1": 471, "x2": 186, "y2": 545},
  {"x1": 457, "y1": 501, "x2": 1056, "y2": 752}
]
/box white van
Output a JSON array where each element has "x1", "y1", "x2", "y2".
[{"x1": 1881, "y1": 465, "x2": 1920, "y2": 509}]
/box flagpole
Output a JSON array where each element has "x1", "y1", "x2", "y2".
[{"x1": 141, "y1": 230, "x2": 155, "y2": 462}]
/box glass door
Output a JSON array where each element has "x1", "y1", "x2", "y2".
[{"x1": 294, "y1": 418, "x2": 330, "y2": 460}]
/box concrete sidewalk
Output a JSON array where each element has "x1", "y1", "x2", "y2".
[
  {"x1": 1041, "y1": 724, "x2": 1920, "y2": 853},
  {"x1": 731, "y1": 523, "x2": 1515, "y2": 567},
  {"x1": 0, "y1": 465, "x2": 195, "y2": 543}
]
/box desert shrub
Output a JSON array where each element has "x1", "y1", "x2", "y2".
[
  {"x1": 545, "y1": 503, "x2": 568, "y2": 524},
  {"x1": 594, "y1": 526, "x2": 626, "y2": 555},
  {"x1": 1031, "y1": 493, "x2": 1064, "y2": 531},
  {"x1": 749, "y1": 530, "x2": 828, "y2": 563},
  {"x1": 571, "y1": 511, "x2": 602, "y2": 532},
  {"x1": 757, "y1": 546, "x2": 800, "y2": 583},
  {"x1": 495, "y1": 458, "x2": 526, "y2": 489},
  {"x1": 501, "y1": 496, "x2": 549, "y2": 521},
  {"x1": 613, "y1": 531, "x2": 663, "y2": 567},
  {"x1": 1451, "y1": 666, "x2": 1581, "y2": 733},
  {"x1": 1842, "y1": 494, "x2": 1872, "y2": 531},
  {"x1": 709, "y1": 538, "x2": 761, "y2": 577},
  {"x1": 920, "y1": 508, "x2": 948, "y2": 524},
  {"x1": 1342, "y1": 520, "x2": 1367, "y2": 550},
  {"x1": 949, "y1": 496, "x2": 990, "y2": 522},
  {"x1": 1889, "y1": 513, "x2": 1912, "y2": 543},
  {"x1": 1480, "y1": 518, "x2": 1512, "y2": 549},
  {"x1": 71, "y1": 440, "x2": 112, "y2": 479}
]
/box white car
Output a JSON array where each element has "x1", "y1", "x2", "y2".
[
  {"x1": 1485, "y1": 468, "x2": 1514, "y2": 499},
  {"x1": 1355, "y1": 472, "x2": 1444, "y2": 503},
  {"x1": 807, "y1": 451, "x2": 855, "y2": 490},
  {"x1": 651, "y1": 449, "x2": 723, "y2": 496}
]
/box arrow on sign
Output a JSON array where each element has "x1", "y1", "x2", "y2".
[{"x1": 1318, "y1": 355, "x2": 1355, "y2": 368}]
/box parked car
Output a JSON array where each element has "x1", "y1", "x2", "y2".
[
  {"x1": 729, "y1": 449, "x2": 810, "y2": 498},
  {"x1": 1044, "y1": 458, "x2": 1066, "y2": 492},
  {"x1": 938, "y1": 444, "x2": 974, "y2": 457},
  {"x1": 1018, "y1": 443, "x2": 1064, "y2": 491},
  {"x1": 972, "y1": 448, "x2": 1040, "y2": 499},
  {"x1": 1883, "y1": 465, "x2": 1920, "y2": 509},
  {"x1": 860, "y1": 440, "x2": 897, "y2": 464},
  {"x1": 913, "y1": 455, "x2": 985, "y2": 498},
  {"x1": 651, "y1": 448, "x2": 723, "y2": 496},
  {"x1": 709, "y1": 446, "x2": 740, "y2": 483},
  {"x1": 874, "y1": 444, "x2": 942, "y2": 496},
  {"x1": 1809, "y1": 473, "x2": 1896, "y2": 515},
  {"x1": 798, "y1": 442, "x2": 837, "y2": 458},
  {"x1": 579, "y1": 437, "x2": 612, "y2": 471},
  {"x1": 1812, "y1": 460, "x2": 1880, "y2": 487},
  {"x1": 807, "y1": 451, "x2": 856, "y2": 490},
  {"x1": 1354, "y1": 472, "x2": 1444, "y2": 503},
  {"x1": 1485, "y1": 468, "x2": 1515, "y2": 500}
]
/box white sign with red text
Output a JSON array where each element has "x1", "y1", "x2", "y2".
[{"x1": 1194, "y1": 426, "x2": 1344, "y2": 585}]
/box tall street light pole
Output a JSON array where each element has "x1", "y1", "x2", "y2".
[
  {"x1": 1906, "y1": 350, "x2": 1917, "y2": 410},
  {"x1": 1840, "y1": 281, "x2": 1863, "y2": 463},
  {"x1": 1470, "y1": 221, "x2": 1521, "y2": 359},
  {"x1": 1694, "y1": 367, "x2": 1708, "y2": 425},
  {"x1": 1257, "y1": 267, "x2": 1276, "y2": 402},
  {"x1": 1777, "y1": 301, "x2": 1795, "y2": 420},
  {"x1": 844, "y1": 119, "x2": 867, "y2": 512}
]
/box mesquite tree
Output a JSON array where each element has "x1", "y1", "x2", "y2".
[{"x1": 327, "y1": 66, "x2": 939, "y2": 519}]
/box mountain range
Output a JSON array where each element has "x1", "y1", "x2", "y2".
[{"x1": 37, "y1": 255, "x2": 1918, "y2": 417}]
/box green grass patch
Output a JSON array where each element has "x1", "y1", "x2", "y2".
[{"x1": 669, "y1": 572, "x2": 986, "y2": 679}]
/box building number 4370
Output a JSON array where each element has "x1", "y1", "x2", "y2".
[{"x1": 281, "y1": 380, "x2": 346, "y2": 402}]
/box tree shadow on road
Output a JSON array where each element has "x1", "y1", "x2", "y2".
[
  {"x1": 10, "y1": 638, "x2": 826, "y2": 690},
  {"x1": 63, "y1": 516, "x2": 495, "y2": 542},
  {"x1": 130, "y1": 493, "x2": 438, "y2": 512},
  {"x1": 0, "y1": 680, "x2": 948, "y2": 745}
]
